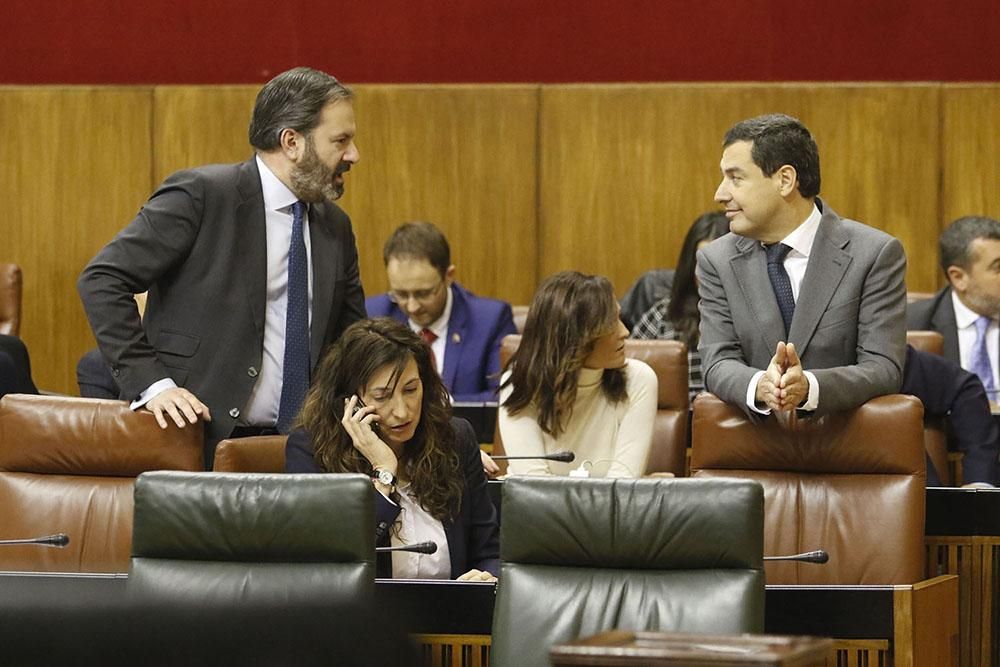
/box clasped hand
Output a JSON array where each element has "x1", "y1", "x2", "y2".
[{"x1": 755, "y1": 342, "x2": 809, "y2": 412}]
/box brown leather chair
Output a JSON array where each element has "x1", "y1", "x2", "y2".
[
  {"x1": 494, "y1": 335, "x2": 689, "y2": 476},
  {"x1": 690, "y1": 393, "x2": 926, "y2": 585},
  {"x1": 0, "y1": 263, "x2": 22, "y2": 336},
  {"x1": 0, "y1": 394, "x2": 203, "y2": 573},
  {"x1": 212, "y1": 435, "x2": 287, "y2": 473},
  {"x1": 907, "y1": 330, "x2": 945, "y2": 356},
  {"x1": 511, "y1": 305, "x2": 530, "y2": 334}
]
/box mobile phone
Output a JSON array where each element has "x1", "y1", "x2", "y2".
[{"x1": 341, "y1": 395, "x2": 379, "y2": 433}]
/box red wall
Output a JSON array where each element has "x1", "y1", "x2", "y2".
[{"x1": 6, "y1": 0, "x2": 999, "y2": 84}]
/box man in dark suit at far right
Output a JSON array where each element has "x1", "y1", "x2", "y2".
[{"x1": 908, "y1": 216, "x2": 1000, "y2": 402}]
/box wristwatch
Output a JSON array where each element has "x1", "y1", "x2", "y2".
[{"x1": 372, "y1": 467, "x2": 397, "y2": 488}]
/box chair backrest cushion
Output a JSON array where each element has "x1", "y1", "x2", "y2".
[
  {"x1": 129, "y1": 471, "x2": 375, "y2": 604},
  {"x1": 690, "y1": 393, "x2": 925, "y2": 584},
  {"x1": 212, "y1": 435, "x2": 287, "y2": 473},
  {"x1": 0, "y1": 395, "x2": 204, "y2": 573},
  {"x1": 492, "y1": 476, "x2": 764, "y2": 667}
]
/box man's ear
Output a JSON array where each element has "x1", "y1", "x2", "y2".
[
  {"x1": 445, "y1": 264, "x2": 456, "y2": 285},
  {"x1": 946, "y1": 265, "x2": 969, "y2": 292},
  {"x1": 776, "y1": 164, "x2": 798, "y2": 197},
  {"x1": 278, "y1": 128, "x2": 304, "y2": 161}
]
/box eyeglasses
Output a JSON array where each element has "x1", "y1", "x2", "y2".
[{"x1": 387, "y1": 278, "x2": 446, "y2": 305}]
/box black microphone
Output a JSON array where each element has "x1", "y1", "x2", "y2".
[
  {"x1": 0, "y1": 533, "x2": 70, "y2": 548},
  {"x1": 764, "y1": 549, "x2": 828, "y2": 564},
  {"x1": 375, "y1": 541, "x2": 438, "y2": 555},
  {"x1": 490, "y1": 451, "x2": 575, "y2": 463}
]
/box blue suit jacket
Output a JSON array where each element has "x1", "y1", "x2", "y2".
[
  {"x1": 366, "y1": 283, "x2": 516, "y2": 402},
  {"x1": 285, "y1": 417, "x2": 500, "y2": 578}
]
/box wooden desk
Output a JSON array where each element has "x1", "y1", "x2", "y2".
[
  {"x1": 550, "y1": 631, "x2": 830, "y2": 667},
  {"x1": 925, "y1": 487, "x2": 1000, "y2": 667}
]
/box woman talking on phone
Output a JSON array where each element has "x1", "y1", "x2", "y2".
[{"x1": 285, "y1": 318, "x2": 499, "y2": 581}]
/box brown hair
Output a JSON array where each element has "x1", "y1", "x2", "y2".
[
  {"x1": 297, "y1": 318, "x2": 462, "y2": 521},
  {"x1": 500, "y1": 271, "x2": 627, "y2": 437}
]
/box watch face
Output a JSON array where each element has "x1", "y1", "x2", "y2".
[{"x1": 376, "y1": 469, "x2": 395, "y2": 486}]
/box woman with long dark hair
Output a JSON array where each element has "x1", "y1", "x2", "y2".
[
  {"x1": 498, "y1": 271, "x2": 657, "y2": 477},
  {"x1": 286, "y1": 317, "x2": 499, "y2": 581},
  {"x1": 632, "y1": 211, "x2": 729, "y2": 398}
]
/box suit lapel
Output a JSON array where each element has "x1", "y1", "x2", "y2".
[
  {"x1": 730, "y1": 236, "x2": 786, "y2": 351},
  {"x1": 307, "y1": 203, "x2": 342, "y2": 368},
  {"x1": 788, "y1": 209, "x2": 852, "y2": 354},
  {"x1": 931, "y1": 287, "x2": 961, "y2": 362},
  {"x1": 235, "y1": 159, "x2": 267, "y2": 347},
  {"x1": 441, "y1": 285, "x2": 466, "y2": 392}
]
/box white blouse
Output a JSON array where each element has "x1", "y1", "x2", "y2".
[{"x1": 388, "y1": 482, "x2": 452, "y2": 579}]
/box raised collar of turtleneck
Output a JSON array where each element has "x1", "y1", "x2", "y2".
[{"x1": 578, "y1": 366, "x2": 605, "y2": 391}]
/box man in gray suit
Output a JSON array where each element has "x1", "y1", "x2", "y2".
[
  {"x1": 697, "y1": 114, "x2": 906, "y2": 416},
  {"x1": 907, "y1": 216, "x2": 1000, "y2": 400},
  {"x1": 78, "y1": 67, "x2": 366, "y2": 464}
]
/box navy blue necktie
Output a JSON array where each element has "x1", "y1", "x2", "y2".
[
  {"x1": 766, "y1": 243, "x2": 795, "y2": 337},
  {"x1": 276, "y1": 201, "x2": 309, "y2": 433}
]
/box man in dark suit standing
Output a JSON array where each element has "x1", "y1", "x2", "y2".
[
  {"x1": 366, "y1": 221, "x2": 517, "y2": 402},
  {"x1": 907, "y1": 216, "x2": 1000, "y2": 402},
  {"x1": 698, "y1": 114, "x2": 907, "y2": 416},
  {"x1": 78, "y1": 67, "x2": 367, "y2": 464}
]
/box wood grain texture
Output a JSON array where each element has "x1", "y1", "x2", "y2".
[
  {"x1": 339, "y1": 85, "x2": 539, "y2": 304},
  {"x1": 152, "y1": 86, "x2": 258, "y2": 182},
  {"x1": 0, "y1": 87, "x2": 152, "y2": 393},
  {"x1": 538, "y1": 84, "x2": 942, "y2": 295},
  {"x1": 942, "y1": 85, "x2": 1000, "y2": 228}
]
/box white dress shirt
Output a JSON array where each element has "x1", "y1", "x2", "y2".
[
  {"x1": 406, "y1": 285, "x2": 453, "y2": 375},
  {"x1": 388, "y1": 482, "x2": 452, "y2": 579},
  {"x1": 747, "y1": 204, "x2": 823, "y2": 413},
  {"x1": 952, "y1": 290, "x2": 999, "y2": 392}
]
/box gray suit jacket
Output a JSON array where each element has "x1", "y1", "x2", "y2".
[
  {"x1": 906, "y1": 287, "x2": 961, "y2": 365},
  {"x1": 78, "y1": 158, "x2": 367, "y2": 457},
  {"x1": 696, "y1": 200, "x2": 907, "y2": 416}
]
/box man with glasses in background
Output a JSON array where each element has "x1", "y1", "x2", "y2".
[{"x1": 366, "y1": 221, "x2": 517, "y2": 403}]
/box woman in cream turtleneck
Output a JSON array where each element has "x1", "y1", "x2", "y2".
[{"x1": 498, "y1": 271, "x2": 657, "y2": 477}]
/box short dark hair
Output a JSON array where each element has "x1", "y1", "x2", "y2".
[
  {"x1": 248, "y1": 67, "x2": 353, "y2": 151},
  {"x1": 382, "y1": 221, "x2": 451, "y2": 275},
  {"x1": 939, "y1": 216, "x2": 1000, "y2": 274},
  {"x1": 723, "y1": 114, "x2": 821, "y2": 198}
]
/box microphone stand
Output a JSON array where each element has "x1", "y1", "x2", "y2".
[
  {"x1": 376, "y1": 541, "x2": 438, "y2": 555},
  {"x1": 490, "y1": 451, "x2": 576, "y2": 463},
  {"x1": 763, "y1": 549, "x2": 829, "y2": 564},
  {"x1": 0, "y1": 534, "x2": 70, "y2": 548}
]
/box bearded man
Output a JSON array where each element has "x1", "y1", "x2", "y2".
[{"x1": 78, "y1": 67, "x2": 366, "y2": 465}]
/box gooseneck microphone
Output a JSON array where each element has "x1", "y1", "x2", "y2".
[
  {"x1": 0, "y1": 533, "x2": 70, "y2": 548},
  {"x1": 763, "y1": 549, "x2": 829, "y2": 564},
  {"x1": 490, "y1": 451, "x2": 576, "y2": 463},
  {"x1": 376, "y1": 541, "x2": 438, "y2": 555}
]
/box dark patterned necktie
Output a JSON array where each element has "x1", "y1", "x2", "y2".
[
  {"x1": 276, "y1": 201, "x2": 309, "y2": 433},
  {"x1": 765, "y1": 243, "x2": 795, "y2": 337}
]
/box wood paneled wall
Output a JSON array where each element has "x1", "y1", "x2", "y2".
[{"x1": 2, "y1": 84, "x2": 997, "y2": 393}]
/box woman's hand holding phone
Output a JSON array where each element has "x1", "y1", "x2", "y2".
[{"x1": 341, "y1": 395, "x2": 398, "y2": 474}]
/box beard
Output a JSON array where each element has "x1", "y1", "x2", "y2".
[{"x1": 289, "y1": 138, "x2": 350, "y2": 204}]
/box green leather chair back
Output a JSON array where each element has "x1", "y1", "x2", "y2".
[
  {"x1": 129, "y1": 471, "x2": 375, "y2": 605},
  {"x1": 491, "y1": 476, "x2": 764, "y2": 667}
]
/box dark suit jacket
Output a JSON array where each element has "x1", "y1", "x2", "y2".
[
  {"x1": 285, "y1": 417, "x2": 500, "y2": 578},
  {"x1": 697, "y1": 198, "x2": 907, "y2": 415},
  {"x1": 902, "y1": 345, "x2": 999, "y2": 486},
  {"x1": 907, "y1": 287, "x2": 961, "y2": 366},
  {"x1": 366, "y1": 283, "x2": 516, "y2": 402},
  {"x1": 77, "y1": 158, "x2": 366, "y2": 461},
  {"x1": 0, "y1": 334, "x2": 37, "y2": 398}
]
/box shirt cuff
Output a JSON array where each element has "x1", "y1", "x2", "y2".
[
  {"x1": 130, "y1": 378, "x2": 178, "y2": 410},
  {"x1": 746, "y1": 370, "x2": 771, "y2": 415},
  {"x1": 798, "y1": 370, "x2": 819, "y2": 411}
]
